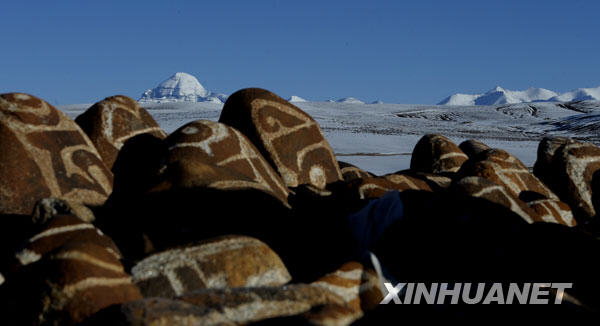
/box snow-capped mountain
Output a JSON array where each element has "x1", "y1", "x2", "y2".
[
  {"x1": 438, "y1": 86, "x2": 558, "y2": 105},
  {"x1": 139, "y1": 72, "x2": 227, "y2": 104},
  {"x1": 337, "y1": 97, "x2": 364, "y2": 104},
  {"x1": 549, "y1": 87, "x2": 600, "y2": 102},
  {"x1": 288, "y1": 95, "x2": 307, "y2": 103},
  {"x1": 439, "y1": 86, "x2": 600, "y2": 105}
]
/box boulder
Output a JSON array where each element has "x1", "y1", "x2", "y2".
[
  {"x1": 549, "y1": 141, "x2": 600, "y2": 221},
  {"x1": 0, "y1": 93, "x2": 113, "y2": 216},
  {"x1": 99, "y1": 121, "x2": 292, "y2": 260},
  {"x1": 459, "y1": 139, "x2": 491, "y2": 159},
  {"x1": 307, "y1": 262, "x2": 383, "y2": 325},
  {"x1": 410, "y1": 134, "x2": 468, "y2": 173},
  {"x1": 527, "y1": 199, "x2": 576, "y2": 226},
  {"x1": 338, "y1": 161, "x2": 373, "y2": 181},
  {"x1": 75, "y1": 95, "x2": 166, "y2": 169},
  {"x1": 11, "y1": 241, "x2": 141, "y2": 325},
  {"x1": 346, "y1": 174, "x2": 433, "y2": 200},
  {"x1": 13, "y1": 214, "x2": 122, "y2": 268},
  {"x1": 131, "y1": 235, "x2": 291, "y2": 297},
  {"x1": 219, "y1": 88, "x2": 342, "y2": 189},
  {"x1": 86, "y1": 285, "x2": 344, "y2": 326},
  {"x1": 452, "y1": 176, "x2": 544, "y2": 224},
  {"x1": 533, "y1": 136, "x2": 578, "y2": 189},
  {"x1": 32, "y1": 197, "x2": 95, "y2": 224},
  {"x1": 459, "y1": 148, "x2": 559, "y2": 201},
  {"x1": 159, "y1": 120, "x2": 289, "y2": 206},
  {"x1": 176, "y1": 285, "x2": 345, "y2": 324}
]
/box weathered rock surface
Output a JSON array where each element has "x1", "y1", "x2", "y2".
[
  {"x1": 0, "y1": 93, "x2": 113, "y2": 216},
  {"x1": 459, "y1": 148, "x2": 562, "y2": 203},
  {"x1": 219, "y1": 88, "x2": 342, "y2": 189},
  {"x1": 11, "y1": 241, "x2": 141, "y2": 325},
  {"x1": 14, "y1": 214, "x2": 122, "y2": 268},
  {"x1": 306, "y1": 262, "x2": 383, "y2": 325},
  {"x1": 346, "y1": 173, "x2": 433, "y2": 200},
  {"x1": 338, "y1": 161, "x2": 373, "y2": 181},
  {"x1": 32, "y1": 197, "x2": 95, "y2": 224},
  {"x1": 75, "y1": 95, "x2": 166, "y2": 169},
  {"x1": 410, "y1": 134, "x2": 468, "y2": 173},
  {"x1": 548, "y1": 141, "x2": 600, "y2": 221},
  {"x1": 131, "y1": 235, "x2": 291, "y2": 297},
  {"x1": 459, "y1": 139, "x2": 491, "y2": 159},
  {"x1": 176, "y1": 285, "x2": 345, "y2": 324},
  {"x1": 533, "y1": 136, "x2": 578, "y2": 189},
  {"x1": 86, "y1": 284, "x2": 345, "y2": 326},
  {"x1": 452, "y1": 176, "x2": 548, "y2": 224},
  {"x1": 159, "y1": 120, "x2": 289, "y2": 205}
]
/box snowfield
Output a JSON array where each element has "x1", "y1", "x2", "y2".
[{"x1": 60, "y1": 100, "x2": 600, "y2": 176}]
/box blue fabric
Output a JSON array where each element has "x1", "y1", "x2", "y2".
[{"x1": 347, "y1": 190, "x2": 405, "y2": 261}]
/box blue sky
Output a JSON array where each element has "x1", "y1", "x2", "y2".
[{"x1": 1, "y1": 0, "x2": 599, "y2": 105}]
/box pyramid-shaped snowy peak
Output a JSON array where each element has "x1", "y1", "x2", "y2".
[{"x1": 139, "y1": 72, "x2": 227, "y2": 103}]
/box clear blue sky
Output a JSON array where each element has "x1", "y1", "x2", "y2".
[{"x1": 1, "y1": 0, "x2": 599, "y2": 105}]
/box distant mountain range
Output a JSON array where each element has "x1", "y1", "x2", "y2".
[
  {"x1": 139, "y1": 73, "x2": 374, "y2": 105},
  {"x1": 139, "y1": 73, "x2": 599, "y2": 106},
  {"x1": 439, "y1": 86, "x2": 600, "y2": 105}
]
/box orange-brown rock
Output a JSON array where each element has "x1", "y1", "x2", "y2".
[
  {"x1": 219, "y1": 88, "x2": 342, "y2": 189},
  {"x1": 14, "y1": 214, "x2": 122, "y2": 268},
  {"x1": 176, "y1": 285, "x2": 345, "y2": 324},
  {"x1": 347, "y1": 174, "x2": 433, "y2": 200},
  {"x1": 307, "y1": 262, "x2": 383, "y2": 325},
  {"x1": 452, "y1": 176, "x2": 573, "y2": 226},
  {"x1": 12, "y1": 241, "x2": 141, "y2": 325},
  {"x1": 155, "y1": 120, "x2": 289, "y2": 205},
  {"x1": 459, "y1": 139, "x2": 491, "y2": 159},
  {"x1": 86, "y1": 285, "x2": 345, "y2": 326},
  {"x1": 131, "y1": 235, "x2": 291, "y2": 297},
  {"x1": 338, "y1": 161, "x2": 373, "y2": 181},
  {"x1": 75, "y1": 95, "x2": 166, "y2": 169},
  {"x1": 0, "y1": 93, "x2": 113, "y2": 215},
  {"x1": 549, "y1": 141, "x2": 600, "y2": 221},
  {"x1": 459, "y1": 148, "x2": 558, "y2": 201},
  {"x1": 452, "y1": 176, "x2": 540, "y2": 224},
  {"x1": 527, "y1": 198, "x2": 576, "y2": 226},
  {"x1": 410, "y1": 134, "x2": 468, "y2": 173}
]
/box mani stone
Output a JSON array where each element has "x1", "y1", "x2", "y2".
[
  {"x1": 219, "y1": 88, "x2": 342, "y2": 189},
  {"x1": 0, "y1": 93, "x2": 113, "y2": 216},
  {"x1": 87, "y1": 285, "x2": 344, "y2": 326},
  {"x1": 549, "y1": 141, "x2": 600, "y2": 221},
  {"x1": 410, "y1": 134, "x2": 468, "y2": 173},
  {"x1": 458, "y1": 148, "x2": 559, "y2": 202},
  {"x1": 338, "y1": 161, "x2": 373, "y2": 181},
  {"x1": 22, "y1": 241, "x2": 142, "y2": 325},
  {"x1": 349, "y1": 174, "x2": 433, "y2": 200},
  {"x1": 32, "y1": 197, "x2": 96, "y2": 224},
  {"x1": 157, "y1": 120, "x2": 289, "y2": 205},
  {"x1": 459, "y1": 139, "x2": 491, "y2": 159},
  {"x1": 306, "y1": 262, "x2": 383, "y2": 326},
  {"x1": 533, "y1": 136, "x2": 578, "y2": 189},
  {"x1": 131, "y1": 235, "x2": 291, "y2": 297},
  {"x1": 75, "y1": 95, "x2": 166, "y2": 169},
  {"x1": 176, "y1": 284, "x2": 346, "y2": 325},
  {"x1": 82, "y1": 297, "x2": 235, "y2": 326},
  {"x1": 452, "y1": 176, "x2": 573, "y2": 225},
  {"x1": 14, "y1": 214, "x2": 122, "y2": 268}
]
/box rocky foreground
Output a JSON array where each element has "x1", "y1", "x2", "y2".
[{"x1": 1, "y1": 89, "x2": 600, "y2": 324}]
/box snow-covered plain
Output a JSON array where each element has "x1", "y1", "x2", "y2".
[{"x1": 60, "y1": 100, "x2": 600, "y2": 176}]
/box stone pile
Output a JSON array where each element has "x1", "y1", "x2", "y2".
[{"x1": 1, "y1": 90, "x2": 599, "y2": 324}]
